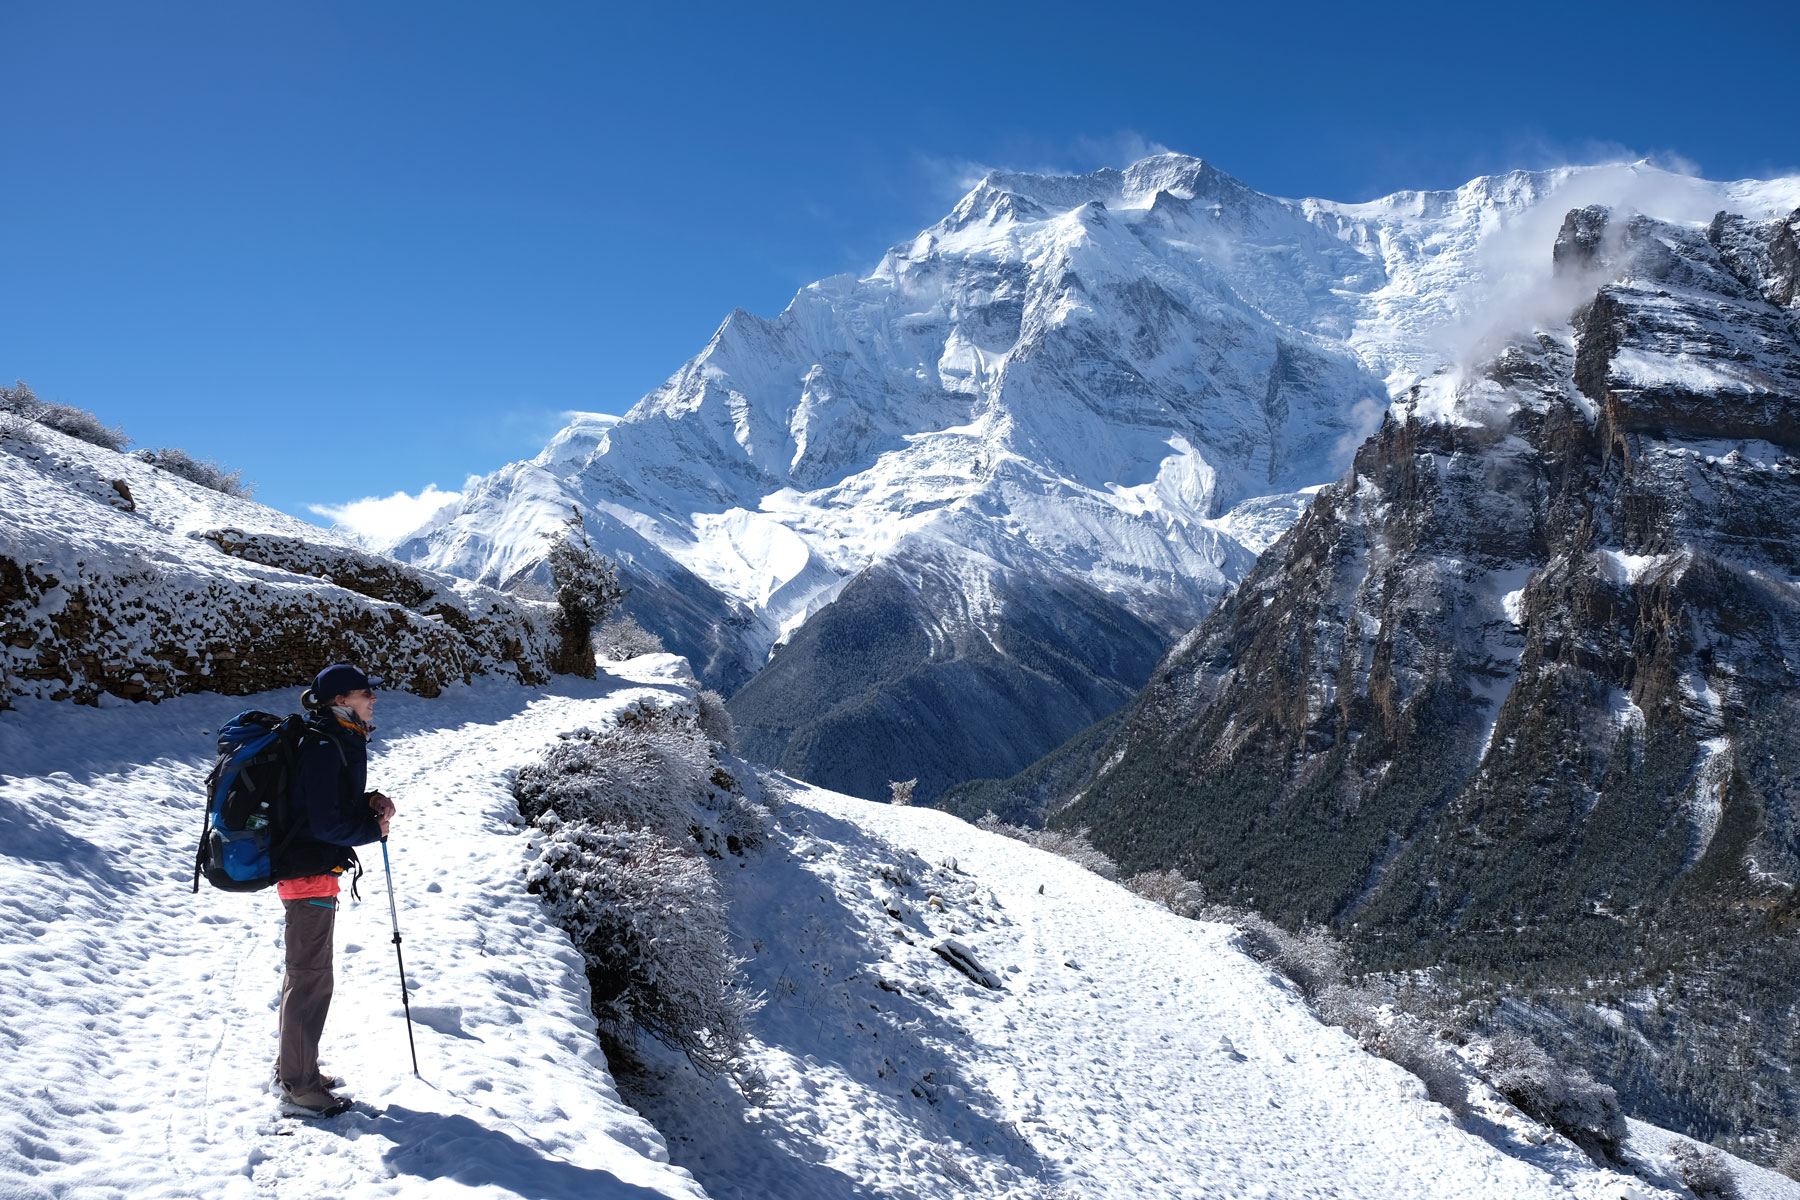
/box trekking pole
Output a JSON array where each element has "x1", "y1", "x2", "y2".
[{"x1": 380, "y1": 836, "x2": 421, "y2": 1077}]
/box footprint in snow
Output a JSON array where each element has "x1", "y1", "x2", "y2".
[{"x1": 1219, "y1": 1035, "x2": 1247, "y2": 1061}]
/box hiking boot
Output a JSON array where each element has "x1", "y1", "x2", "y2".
[
  {"x1": 272, "y1": 1064, "x2": 345, "y2": 1091},
  {"x1": 280, "y1": 1083, "x2": 351, "y2": 1117}
]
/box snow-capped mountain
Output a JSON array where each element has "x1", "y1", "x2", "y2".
[{"x1": 387, "y1": 154, "x2": 1800, "y2": 803}]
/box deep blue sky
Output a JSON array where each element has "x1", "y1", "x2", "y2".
[{"x1": 4, "y1": 0, "x2": 1796, "y2": 530}]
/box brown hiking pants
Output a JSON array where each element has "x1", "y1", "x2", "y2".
[{"x1": 276, "y1": 897, "x2": 336, "y2": 1092}]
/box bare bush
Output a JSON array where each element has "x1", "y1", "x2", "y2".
[
  {"x1": 1221, "y1": 911, "x2": 1343, "y2": 1002},
  {"x1": 1773, "y1": 1138, "x2": 1800, "y2": 1182},
  {"x1": 1483, "y1": 1030, "x2": 1625, "y2": 1163},
  {"x1": 1364, "y1": 1013, "x2": 1470, "y2": 1114},
  {"x1": 525, "y1": 814, "x2": 757, "y2": 1076},
  {"x1": 37, "y1": 403, "x2": 128, "y2": 450},
  {"x1": 1211, "y1": 913, "x2": 1469, "y2": 1114},
  {"x1": 594, "y1": 612, "x2": 663, "y2": 660},
  {"x1": 0, "y1": 380, "x2": 42, "y2": 445},
  {"x1": 0, "y1": 380, "x2": 39, "y2": 416},
  {"x1": 889, "y1": 778, "x2": 916, "y2": 806},
  {"x1": 134, "y1": 446, "x2": 254, "y2": 496},
  {"x1": 1124, "y1": 869, "x2": 1207, "y2": 917},
  {"x1": 973, "y1": 813, "x2": 1121, "y2": 881},
  {"x1": 1027, "y1": 827, "x2": 1119, "y2": 879},
  {"x1": 0, "y1": 413, "x2": 40, "y2": 447},
  {"x1": 517, "y1": 699, "x2": 772, "y2": 1076},
  {"x1": 1669, "y1": 1142, "x2": 1740, "y2": 1200},
  {"x1": 696, "y1": 688, "x2": 735, "y2": 752}
]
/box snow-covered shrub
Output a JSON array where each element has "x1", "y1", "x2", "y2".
[
  {"x1": 513, "y1": 700, "x2": 761, "y2": 856},
  {"x1": 1669, "y1": 1142, "x2": 1740, "y2": 1200},
  {"x1": 0, "y1": 379, "x2": 41, "y2": 420},
  {"x1": 1033, "y1": 828, "x2": 1118, "y2": 879},
  {"x1": 696, "y1": 688, "x2": 735, "y2": 752},
  {"x1": 525, "y1": 813, "x2": 756, "y2": 1076},
  {"x1": 594, "y1": 612, "x2": 663, "y2": 660},
  {"x1": 134, "y1": 446, "x2": 253, "y2": 496},
  {"x1": 1482, "y1": 1030, "x2": 1625, "y2": 1162},
  {"x1": 889, "y1": 778, "x2": 916, "y2": 806},
  {"x1": 1362, "y1": 1012, "x2": 1470, "y2": 1115},
  {"x1": 1215, "y1": 913, "x2": 1469, "y2": 1114},
  {"x1": 1222, "y1": 911, "x2": 1343, "y2": 1001},
  {"x1": 1026, "y1": 827, "x2": 1118, "y2": 879},
  {"x1": 0, "y1": 380, "x2": 42, "y2": 445},
  {"x1": 1124, "y1": 869, "x2": 1207, "y2": 917},
  {"x1": 36, "y1": 403, "x2": 128, "y2": 450},
  {"x1": 517, "y1": 697, "x2": 770, "y2": 1075}
]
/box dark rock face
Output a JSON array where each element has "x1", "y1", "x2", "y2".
[
  {"x1": 728, "y1": 553, "x2": 1167, "y2": 807},
  {"x1": 1048, "y1": 206, "x2": 1800, "y2": 1148},
  {"x1": 1571, "y1": 209, "x2": 1800, "y2": 449}
]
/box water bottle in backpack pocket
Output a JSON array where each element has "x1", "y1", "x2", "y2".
[{"x1": 193, "y1": 711, "x2": 306, "y2": 893}]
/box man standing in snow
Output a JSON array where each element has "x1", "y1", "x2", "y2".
[{"x1": 271, "y1": 663, "x2": 396, "y2": 1116}]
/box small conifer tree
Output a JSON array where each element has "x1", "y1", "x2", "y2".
[{"x1": 546, "y1": 506, "x2": 625, "y2": 678}]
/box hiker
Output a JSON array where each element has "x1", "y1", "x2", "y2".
[{"x1": 272, "y1": 662, "x2": 397, "y2": 1115}]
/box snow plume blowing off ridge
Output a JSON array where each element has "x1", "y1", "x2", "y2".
[
  {"x1": 311, "y1": 479, "x2": 471, "y2": 546},
  {"x1": 1434, "y1": 160, "x2": 1785, "y2": 377}
]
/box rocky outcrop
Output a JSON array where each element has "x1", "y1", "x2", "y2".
[{"x1": 1, "y1": 432, "x2": 556, "y2": 708}]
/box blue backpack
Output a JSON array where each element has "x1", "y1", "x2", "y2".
[{"x1": 191, "y1": 710, "x2": 308, "y2": 893}]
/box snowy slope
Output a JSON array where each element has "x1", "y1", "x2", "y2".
[
  {"x1": 6, "y1": 653, "x2": 1785, "y2": 1198},
  {"x1": 637, "y1": 777, "x2": 1740, "y2": 1200}
]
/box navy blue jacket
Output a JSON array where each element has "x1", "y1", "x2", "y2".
[{"x1": 271, "y1": 712, "x2": 384, "y2": 881}]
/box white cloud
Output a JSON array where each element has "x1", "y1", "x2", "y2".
[{"x1": 310, "y1": 480, "x2": 469, "y2": 546}]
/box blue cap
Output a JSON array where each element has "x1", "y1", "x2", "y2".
[{"x1": 312, "y1": 663, "x2": 385, "y2": 700}]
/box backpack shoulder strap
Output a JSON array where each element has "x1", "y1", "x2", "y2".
[{"x1": 295, "y1": 720, "x2": 351, "y2": 771}]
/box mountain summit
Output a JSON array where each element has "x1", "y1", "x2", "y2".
[{"x1": 385, "y1": 154, "x2": 1800, "y2": 803}]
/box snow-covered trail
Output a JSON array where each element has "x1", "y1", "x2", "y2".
[
  {"x1": 2, "y1": 659, "x2": 1764, "y2": 1199},
  {"x1": 634, "y1": 780, "x2": 1677, "y2": 1200},
  {"x1": 0, "y1": 663, "x2": 709, "y2": 1200}
]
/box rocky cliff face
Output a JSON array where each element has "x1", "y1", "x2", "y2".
[
  {"x1": 391, "y1": 157, "x2": 1800, "y2": 805},
  {"x1": 1051, "y1": 204, "x2": 1800, "y2": 1150}
]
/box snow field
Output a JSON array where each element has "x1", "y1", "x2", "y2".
[{"x1": 0, "y1": 665, "x2": 709, "y2": 1200}]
